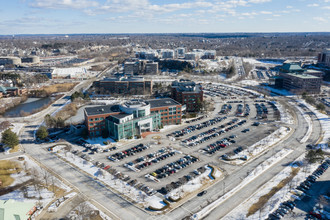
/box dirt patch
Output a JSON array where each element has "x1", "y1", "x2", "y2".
[
  {"x1": 247, "y1": 167, "x2": 300, "y2": 217},
  {"x1": 0, "y1": 160, "x2": 22, "y2": 187},
  {"x1": 9, "y1": 145, "x2": 20, "y2": 153}
]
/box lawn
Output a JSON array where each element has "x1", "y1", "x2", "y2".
[{"x1": 0, "y1": 160, "x2": 22, "y2": 187}]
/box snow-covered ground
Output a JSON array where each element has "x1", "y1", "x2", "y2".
[
  {"x1": 294, "y1": 102, "x2": 313, "y2": 143},
  {"x1": 48, "y1": 192, "x2": 77, "y2": 212},
  {"x1": 54, "y1": 146, "x2": 222, "y2": 211},
  {"x1": 167, "y1": 166, "x2": 221, "y2": 200},
  {"x1": 274, "y1": 102, "x2": 294, "y2": 124},
  {"x1": 85, "y1": 137, "x2": 116, "y2": 146},
  {"x1": 193, "y1": 148, "x2": 293, "y2": 219},
  {"x1": 67, "y1": 201, "x2": 112, "y2": 220},
  {"x1": 0, "y1": 155, "x2": 72, "y2": 217},
  {"x1": 224, "y1": 127, "x2": 291, "y2": 165},
  {"x1": 238, "y1": 80, "x2": 260, "y2": 87},
  {"x1": 223, "y1": 154, "x2": 320, "y2": 220},
  {"x1": 198, "y1": 59, "x2": 228, "y2": 72},
  {"x1": 54, "y1": 146, "x2": 164, "y2": 208},
  {"x1": 298, "y1": 99, "x2": 330, "y2": 144},
  {"x1": 0, "y1": 122, "x2": 25, "y2": 143}
]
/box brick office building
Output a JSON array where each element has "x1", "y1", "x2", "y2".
[
  {"x1": 84, "y1": 98, "x2": 182, "y2": 137},
  {"x1": 171, "y1": 79, "x2": 203, "y2": 112}
]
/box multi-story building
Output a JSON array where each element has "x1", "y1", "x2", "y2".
[
  {"x1": 0, "y1": 57, "x2": 21, "y2": 65},
  {"x1": 124, "y1": 61, "x2": 140, "y2": 75},
  {"x1": 84, "y1": 98, "x2": 182, "y2": 138},
  {"x1": 161, "y1": 49, "x2": 175, "y2": 59},
  {"x1": 318, "y1": 48, "x2": 330, "y2": 67},
  {"x1": 145, "y1": 62, "x2": 158, "y2": 74},
  {"x1": 95, "y1": 76, "x2": 152, "y2": 94},
  {"x1": 275, "y1": 63, "x2": 322, "y2": 94},
  {"x1": 21, "y1": 56, "x2": 40, "y2": 63},
  {"x1": 279, "y1": 72, "x2": 322, "y2": 94},
  {"x1": 135, "y1": 50, "x2": 158, "y2": 60},
  {"x1": 175, "y1": 48, "x2": 185, "y2": 58},
  {"x1": 201, "y1": 50, "x2": 216, "y2": 59},
  {"x1": 171, "y1": 79, "x2": 203, "y2": 112},
  {"x1": 148, "y1": 98, "x2": 182, "y2": 126},
  {"x1": 0, "y1": 86, "x2": 27, "y2": 97},
  {"x1": 184, "y1": 52, "x2": 198, "y2": 61}
]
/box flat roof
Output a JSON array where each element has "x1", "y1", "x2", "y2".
[
  {"x1": 84, "y1": 105, "x2": 120, "y2": 116},
  {"x1": 85, "y1": 98, "x2": 181, "y2": 116},
  {"x1": 148, "y1": 98, "x2": 181, "y2": 108},
  {"x1": 111, "y1": 113, "x2": 132, "y2": 119},
  {"x1": 286, "y1": 73, "x2": 320, "y2": 79}
]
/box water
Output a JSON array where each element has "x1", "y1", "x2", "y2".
[
  {"x1": 4, "y1": 97, "x2": 54, "y2": 117},
  {"x1": 257, "y1": 59, "x2": 285, "y2": 65}
]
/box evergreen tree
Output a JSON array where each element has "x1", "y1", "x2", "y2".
[
  {"x1": 1, "y1": 129, "x2": 19, "y2": 148},
  {"x1": 36, "y1": 126, "x2": 48, "y2": 140}
]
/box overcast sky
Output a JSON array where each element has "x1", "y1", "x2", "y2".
[{"x1": 1, "y1": 0, "x2": 330, "y2": 34}]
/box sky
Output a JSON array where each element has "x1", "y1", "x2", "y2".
[{"x1": 0, "y1": 0, "x2": 330, "y2": 34}]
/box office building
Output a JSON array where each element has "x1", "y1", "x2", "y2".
[
  {"x1": 124, "y1": 61, "x2": 140, "y2": 75},
  {"x1": 201, "y1": 50, "x2": 216, "y2": 59},
  {"x1": 0, "y1": 57, "x2": 21, "y2": 65},
  {"x1": 175, "y1": 48, "x2": 185, "y2": 58},
  {"x1": 145, "y1": 62, "x2": 158, "y2": 74},
  {"x1": 275, "y1": 63, "x2": 322, "y2": 94},
  {"x1": 171, "y1": 79, "x2": 203, "y2": 112},
  {"x1": 95, "y1": 76, "x2": 152, "y2": 94},
  {"x1": 161, "y1": 49, "x2": 175, "y2": 59},
  {"x1": 318, "y1": 48, "x2": 330, "y2": 67},
  {"x1": 84, "y1": 98, "x2": 182, "y2": 138}
]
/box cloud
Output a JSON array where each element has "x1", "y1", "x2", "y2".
[
  {"x1": 313, "y1": 17, "x2": 327, "y2": 22},
  {"x1": 260, "y1": 11, "x2": 272, "y2": 14},
  {"x1": 323, "y1": 6, "x2": 330, "y2": 9},
  {"x1": 307, "y1": 4, "x2": 319, "y2": 7},
  {"x1": 31, "y1": 0, "x2": 99, "y2": 9},
  {"x1": 248, "y1": 0, "x2": 271, "y2": 3}
]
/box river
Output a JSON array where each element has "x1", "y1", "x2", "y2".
[{"x1": 4, "y1": 97, "x2": 54, "y2": 117}]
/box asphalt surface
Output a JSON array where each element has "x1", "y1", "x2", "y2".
[{"x1": 0, "y1": 81, "x2": 324, "y2": 220}]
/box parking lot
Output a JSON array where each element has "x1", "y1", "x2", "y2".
[{"x1": 61, "y1": 95, "x2": 282, "y2": 198}]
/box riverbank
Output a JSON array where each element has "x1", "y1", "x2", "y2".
[
  {"x1": 0, "y1": 95, "x2": 63, "y2": 118},
  {"x1": 0, "y1": 96, "x2": 28, "y2": 116}
]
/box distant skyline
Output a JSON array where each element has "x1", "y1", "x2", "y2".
[{"x1": 1, "y1": 0, "x2": 330, "y2": 35}]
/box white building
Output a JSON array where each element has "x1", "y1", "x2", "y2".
[{"x1": 51, "y1": 67, "x2": 88, "y2": 79}]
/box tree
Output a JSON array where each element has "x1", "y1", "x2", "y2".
[
  {"x1": 44, "y1": 114, "x2": 56, "y2": 128},
  {"x1": 0, "y1": 121, "x2": 11, "y2": 132},
  {"x1": 316, "y1": 103, "x2": 325, "y2": 111},
  {"x1": 56, "y1": 117, "x2": 65, "y2": 128},
  {"x1": 1, "y1": 129, "x2": 19, "y2": 148},
  {"x1": 36, "y1": 126, "x2": 48, "y2": 140},
  {"x1": 306, "y1": 149, "x2": 324, "y2": 163}
]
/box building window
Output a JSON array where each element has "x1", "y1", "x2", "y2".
[
  {"x1": 89, "y1": 123, "x2": 94, "y2": 126},
  {"x1": 95, "y1": 118, "x2": 99, "y2": 121},
  {"x1": 169, "y1": 117, "x2": 172, "y2": 119},
  {"x1": 100, "y1": 117, "x2": 104, "y2": 120},
  {"x1": 89, "y1": 119, "x2": 93, "y2": 121}
]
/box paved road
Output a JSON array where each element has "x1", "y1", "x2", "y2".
[
  {"x1": 1, "y1": 78, "x2": 323, "y2": 220},
  {"x1": 187, "y1": 97, "x2": 322, "y2": 220}
]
